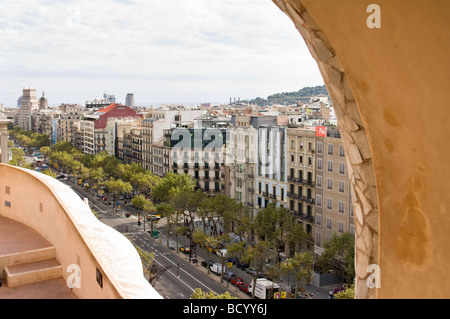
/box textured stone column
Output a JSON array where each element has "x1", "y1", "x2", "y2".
[{"x1": 272, "y1": 0, "x2": 379, "y2": 298}]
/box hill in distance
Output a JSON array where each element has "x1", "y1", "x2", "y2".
[{"x1": 243, "y1": 85, "x2": 328, "y2": 106}]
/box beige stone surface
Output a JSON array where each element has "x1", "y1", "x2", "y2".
[{"x1": 273, "y1": 0, "x2": 450, "y2": 298}]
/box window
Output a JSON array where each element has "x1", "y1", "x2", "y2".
[
  {"x1": 327, "y1": 178, "x2": 333, "y2": 190},
  {"x1": 350, "y1": 203, "x2": 354, "y2": 217},
  {"x1": 317, "y1": 175, "x2": 322, "y2": 188},
  {"x1": 327, "y1": 198, "x2": 333, "y2": 210},
  {"x1": 338, "y1": 201, "x2": 345, "y2": 213},
  {"x1": 316, "y1": 213, "x2": 322, "y2": 226},
  {"x1": 316, "y1": 233, "x2": 321, "y2": 247},
  {"x1": 317, "y1": 158, "x2": 322, "y2": 171},
  {"x1": 317, "y1": 142, "x2": 323, "y2": 154},
  {"x1": 327, "y1": 160, "x2": 333, "y2": 172},
  {"x1": 299, "y1": 155, "x2": 303, "y2": 164},
  {"x1": 328, "y1": 143, "x2": 334, "y2": 155},
  {"x1": 339, "y1": 162, "x2": 345, "y2": 175},
  {"x1": 340, "y1": 145, "x2": 345, "y2": 157},
  {"x1": 339, "y1": 181, "x2": 345, "y2": 193},
  {"x1": 338, "y1": 222, "x2": 344, "y2": 233},
  {"x1": 316, "y1": 195, "x2": 322, "y2": 207},
  {"x1": 327, "y1": 217, "x2": 332, "y2": 229}
]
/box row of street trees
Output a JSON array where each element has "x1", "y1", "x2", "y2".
[{"x1": 8, "y1": 129, "x2": 355, "y2": 298}]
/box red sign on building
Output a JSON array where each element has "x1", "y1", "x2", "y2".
[{"x1": 316, "y1": 126, "x2": 327, "y2": 137}]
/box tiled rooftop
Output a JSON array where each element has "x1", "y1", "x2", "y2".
[{"x1": 0, "y1": 215, "x2": 78, "y2": 299}]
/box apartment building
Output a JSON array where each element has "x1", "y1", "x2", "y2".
[
  {"x1": 17, "y1": 87, "x2": 38, "y2": 131},
  {"x1": 286, "y1": 126, "x2": 317, "y2": 237},
  {"x1": 57, "y1": 105, "x2": 86, "y2": 145},
  {"x1": 123, "y1": 127, "x2": 143, "y2": 166},
  {"x1": 254, "y1": 119, "x2": 287, "y2": 215},
  {"x1": 314, "y1": 126, "x2": 354, "y2": 255},
  {"x1": 166, "y1": 127, "x2": 228, "y2": 193},
  {"x1": 79, "y1": 103, "x2": 142, "y2": 155},
  {"x1": 226, "y1": 116, "x2": 258, "y2": 214},
  {"x1": 151, "y1": 136, "x2": 171, "y2": 177},
  {"x1": 142, "y1": 118, "x2": 155, "y2": 171}
]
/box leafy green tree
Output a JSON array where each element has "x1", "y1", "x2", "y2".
[
  {"x1": 192, "y1": 229, "x2": 221, "y2": 274},
  {"x1": 134, "y1": 244, "x2": 155, "y2": 283},
  {"x1": 242, "y1": 241, "x2": 276, "y2": 298},
  {"x1": 41, "y1": 169, "x2": 56, "y2": 178},
  {"x1": 334, "y1": 281, "x2": 355, "y2": 299},
  {"x1": 203, "y1": 193, "x2": 236, "y2": 236},
  {"x1": 100, "y1": 178, "x2": 132, "y2": 213},
  {"x1": 255, "y1": 203, "x2": 303, "y2": 261},
  {"x1": 9, "y1": 147, "x2": 30, "y2": 168},
  {"x1": 156, "y1": 202, "x2": 177, "y2": 248},
  {"x1": 151, "y1": 172, "x2": 195, "y2": 203},
  {"x1": 280, "y1": 251, "x2": 315, "y2": 298},
  {"x1": 316, "y1": 232, "x2": 355, "y2": 284},
  {"x1": 226, "y1": 241, "x2": 246, "y2": 291},
  {"x1": 131, "y1": 194, "x2": 156, "y2": 232},
  {"x1": 190, "y1": 288, "x2": 237, "y2": 299}
]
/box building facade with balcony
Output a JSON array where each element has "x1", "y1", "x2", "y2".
[
  {"x1": 314, "y1": 127, "x2": 354, "y2": 255},
  {"x1": 287, "y1": 126, "x2": 317, "y2": 239}
]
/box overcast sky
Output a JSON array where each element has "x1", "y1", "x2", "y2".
[{"x1": 0, "y1": 0, "x2": 324, "y2": 107}]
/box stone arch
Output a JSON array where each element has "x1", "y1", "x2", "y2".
[
  {"x1": 273, "y1": 0, "x2": 450, "y2": 299},
  {"x1": 272, "y1": 0, "x2": 378, "y2": 298}
]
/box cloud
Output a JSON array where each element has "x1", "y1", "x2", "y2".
[{"x1": 0, "y1": 0, "x2": 323, "y2": 106}]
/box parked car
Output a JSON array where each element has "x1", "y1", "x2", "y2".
[
  {"x1": 179, "y1": 246, "x2": 190, "y2": 254},
  {"x1": 237, "y1": 260, "x2": 249, "y2": 270},
  {"x1": 246, "y1": 267, "x2": 266, "y2": 278},
  {"x1": 222, "y1": 271, "x2": 235, "y2": 282},
  {"x1": 147, "y1": 214, "x2": 161, "y2": 221},
  {"x1": 239, "y1": 283, "x2": 250, "y2": 294},
  {"x1": 210, "y1": 262, "x2": 224, "y2": 275},
  {"x1": 231, "y1": 277, "x2": 244, "y2": 286},
  {"x1": 201, "y1": 260, "x2": 213, "y2": 268},
  {"x1": 216, "y1": 248, "x2": 227, "y2": 258}
]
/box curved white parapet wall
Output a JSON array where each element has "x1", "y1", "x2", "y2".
[{"x1": 0, "y1": 164, "x2": 162, "y2": 299}]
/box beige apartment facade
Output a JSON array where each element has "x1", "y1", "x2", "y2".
[
  {"x1": 287, "y1": 126, "x2": 317, "y2": 240},
  {"x1": 314, "y1": 127, "x2": 354, "y2": 255}
]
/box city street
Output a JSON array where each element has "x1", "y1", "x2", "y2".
[
  {"x1": 60, "y1": 178, "x2": 249, "y2": 299},
  {"x1": 58, "y1": 176, "x2": 340, "y2": 300}
]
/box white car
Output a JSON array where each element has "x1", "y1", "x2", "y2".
[{"x1": 216, "y1": 248, "x2": 227, "y2": 258}]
